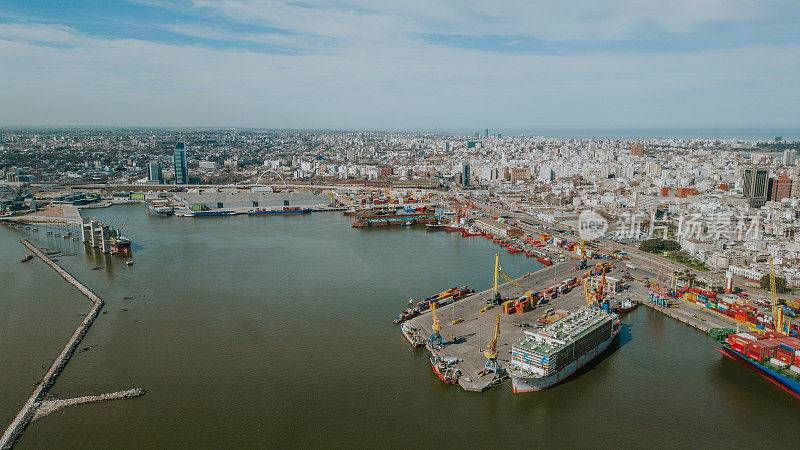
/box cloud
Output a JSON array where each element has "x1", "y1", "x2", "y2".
[
  {"x1": 0, "y1": 22, "x2": 83, "y2": 46},
  {"x1": 0, "y1": 1, "x2": 799, "y2": 127}
]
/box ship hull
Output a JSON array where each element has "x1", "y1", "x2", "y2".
[
  {"x1": 510, "y1": 328, "x2": 618, "y2": 393},
  {"x1": 715, "y1": 347, "x2": 800, "y2": 400},
  {"x1": 249, "y1": 208, "x2": 312, "y2": 215}
]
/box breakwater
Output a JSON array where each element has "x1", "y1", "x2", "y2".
[
  {"x1": 32, "y1": 389, "x2": 146, "y2": 421},
  {"x1": 1, "y1": 240, "x2": 142, "y2": 449}
]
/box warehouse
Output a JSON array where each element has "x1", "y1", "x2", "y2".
[{"x1": 474, "y1": 218, "x2": 524, "y2": 238}]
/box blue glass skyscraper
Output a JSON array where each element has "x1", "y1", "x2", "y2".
[{"x1": 173, "y1": 139, "x2": 188, "y2": 184}]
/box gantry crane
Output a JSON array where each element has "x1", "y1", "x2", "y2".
[
  {"x1": 428, "y1": 303, "x2": 443, "y2": 348},
  {"x1": 481, "y1": 314, "x2": 501, "y2": 375},
  {"x1": 769, "y1": 258, "x2": 786, "y2": 334}
]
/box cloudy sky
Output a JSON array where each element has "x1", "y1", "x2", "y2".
[{"x1": 1, "y1": 0, "x2": 799, "y2": 129}]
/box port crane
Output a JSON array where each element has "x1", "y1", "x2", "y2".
[
  {"x1": 428, "y1": 303, "x2": 443, "y2": 348},
  {"x1": 480, "y1": 314, "x2": 502, "y2": 375},
  {"x1": 491, "y1": 252, "x2": 528, "y2": 304},
  {"x1": 578, "y1": 238, "x2": 588, "y2": 270},
  {"x1": 769, "y1": 258, "x2": 786, "y2": 334},
  {"x1": 584, "y1": 266, "x2": 607, "y2": 309},
  {"x1": 491, "y1": 253, "x2": 502, "y2": 304}
]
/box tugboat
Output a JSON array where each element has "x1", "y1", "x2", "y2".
[
  {"x1": 20, "y1": 254, "x2": 34, "y2": 262},
  {"x1": 615, "y1": 297, "x2": 638, "y2": 313}
]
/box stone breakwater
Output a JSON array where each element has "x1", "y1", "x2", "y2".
[
  {"x1": 32, "y1": 389, "x2": 146, "y2": 421},
  {"x1": 1, "y1": 240, "x2": 143, "y2": 449}
]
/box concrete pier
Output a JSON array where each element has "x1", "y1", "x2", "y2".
[
  {"x1": 403, "y1": 260, "x2": 618, "y2": 392},
  {"x1": 1, "y1": 240, "x2": 142, "y2": 449}
]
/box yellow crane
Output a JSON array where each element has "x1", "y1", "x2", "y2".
[
  {"x1": 492, "y1": 253, "x2": 501, "y2": 304},
  {"x1": 769, "y1": 258, "x2": 786, "y2": 334},
  {"x1": 481, "y1": 314, "x2": 501, "y2": 375},
  {"x1": 427, "y1": 303, "x2": 443, "y2": 348},
  {"x1": 578, "y1": 238, "x2": 588, "y2": 270},
  {"x1": 585, "y1": 266, "x2": 607, "y2": 308}
]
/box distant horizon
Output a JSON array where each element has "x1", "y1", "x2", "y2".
[{"x1": 1, "y1": 125, "x2": 798, "y2": 141}]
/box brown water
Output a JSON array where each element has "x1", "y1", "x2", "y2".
[{"x1": 2, "y1": 205, "x2": 799, "y2": 448}]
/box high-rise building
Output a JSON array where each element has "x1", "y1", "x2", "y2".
[
  {"x1": 742, "y1": 168, "x2": 769, "y2": 207},
  {"x1": 791, "y1": 167, "x2": 800, "y2": 198},
  {"x1": 147, "y1": 162, "x2": 163, "y2": 183},
  {"x1": 768, "y1": 174, "x2": 792, "y2": 202},
  {"x1": 630, "y1": 146, "x2": 644, "y2": 157},
  {"x1": 462, "y1": 163, "x2": 470, "y2": 187},
  {"x1": 783, "y1": 149, "x2": 797, "y2": 166},
  {"x1": 173, "y1": 140, "x2": 188, "y2": 185}
]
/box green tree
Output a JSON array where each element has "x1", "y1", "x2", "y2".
[
  {"x1": 760, "y1": 274, "x2": 789, "y2": 294},
  {"x1": 639, "y1": 239, "x2": 680, "y2": 253}
]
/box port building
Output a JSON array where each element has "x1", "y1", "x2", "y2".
[
  {"x1": 473, "y1": 218, "x2": 524, "y2": 238},
  {"x1": 173, "y1": 189, "x2": 330, "y2": 211}
]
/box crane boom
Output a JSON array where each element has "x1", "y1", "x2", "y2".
[
  {"x1": 484, "y1": 314, "x2": 500, "y2": 360},
  {"x1": 769, "y1": 258, "x2": 784, "y2": 333}
]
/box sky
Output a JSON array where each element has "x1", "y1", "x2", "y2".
[{"x1": 0, "y1": 0, "x2": 799, "y2": 130}]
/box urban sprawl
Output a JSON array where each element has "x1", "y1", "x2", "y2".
[{"x1": 2, "y1": 128, "x2": 800, "y2": 288}]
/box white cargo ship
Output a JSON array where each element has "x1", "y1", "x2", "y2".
[{"x1": 507, "y1": 307, "x2": 621, "y2": 393}]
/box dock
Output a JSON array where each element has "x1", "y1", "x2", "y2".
[
  {"x1": 1, "y1": 240, "x2": 144, "y2": 449},
  {"x1": 351, "y1": 212, "x2": 436, "y2": 228},
  {"x1": 403, "y1": 260, "x2": 604, "y2": 392}
]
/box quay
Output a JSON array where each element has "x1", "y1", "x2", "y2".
[
  {"x1": 403, "y1": 259, "x2": 609, "y2": 392},
  {"x1": 1, "y1": 240, "x2": 143, "y2": 449},
  {"x1": 404, "y1": 253, "x2": 754, "y2": 392}
]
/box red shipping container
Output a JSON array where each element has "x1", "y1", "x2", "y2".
[
  {"x1": 764, "y1": 331, "x2": 787, "y2": 339},
  {"x1": 777, "y1": 337, "x2": 800, "y2": 350}
]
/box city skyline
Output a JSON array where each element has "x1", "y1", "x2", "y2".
[{"x1": 1, "y1": 1, "x2": 799, "y2": 129}]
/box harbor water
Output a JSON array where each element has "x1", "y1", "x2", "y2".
[{"x1": 2, "y1": 205, "x2": 800, "y2": 448}]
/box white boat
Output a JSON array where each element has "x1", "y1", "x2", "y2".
[{"x1": 507, "y1": 308, "x2": 621, "y2": 393}]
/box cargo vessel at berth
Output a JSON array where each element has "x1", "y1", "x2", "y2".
[
  {"x1": 249, "y1": 207, "x2": 312, "y2": 215},
  {"x1": 109, "y1": 236, "x2": 132, "y2": 254},
  {"x1": 507, "y1": 307, "x2": 621, "y2": 393},
  {"x1": 711, "y1": 328, "x2": 800, "y2": 400}
]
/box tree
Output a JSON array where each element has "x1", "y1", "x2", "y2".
[
  {"x1": 760, "y1": 274, "x2": 789, "y2": 294},
  {"x1": 639, "y1": 239, "x2": 681, "y2": 253}
]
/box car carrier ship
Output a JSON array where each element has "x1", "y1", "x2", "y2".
[{"x1": 507, "y1": 307, "x2": 621, "y2": 393}]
